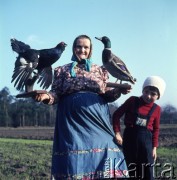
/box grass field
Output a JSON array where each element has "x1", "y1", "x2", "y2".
[
  {"x1": 0, "y1": 138, "x2": 52, "y2": 180},
  {"x1": 0, "y1": 125, "x2": 176, "y2": 179},
  {"x1": 155, "y1": 148, "x2": 177, "y2": 179},
  {"x1": 0, "y1": 138, "x2": 176, "y2": 179}
]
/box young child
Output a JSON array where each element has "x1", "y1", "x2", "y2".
[{"x1": 113, "y1": 76, "x2": 166, "y2": 180}]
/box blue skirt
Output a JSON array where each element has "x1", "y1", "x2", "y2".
[{"x1": 51, "y1": 92, "x2": 128, "y2": 179}]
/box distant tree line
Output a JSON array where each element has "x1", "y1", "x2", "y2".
[
  {"x1": 0, "y1": 87, "x2": 56, "y2": 127},
  {"x1": 0, "y1": 87, "x2": 177, "y2": 127},
  {"x1": 108, "y1": 99, "x2": 177, "y2": 125}
]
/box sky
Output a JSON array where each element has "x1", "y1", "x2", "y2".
[{"x1": 0, "y1": 0, "x2": 177, "y2": 108}]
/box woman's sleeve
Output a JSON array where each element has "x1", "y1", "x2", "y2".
[{"x1": 44, "y1": 66, "x2": 63, "y2": 105}]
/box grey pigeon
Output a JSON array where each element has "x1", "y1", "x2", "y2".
[
  {"x1": 95, "y1": 36, "x2": 136, "y2": 84},
  {"x1": 11, "y1": 38, "x2": 67, "y2": 92}
]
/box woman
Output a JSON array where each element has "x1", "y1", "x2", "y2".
[{"x1": 35, "y1": 35, "x2": 130, "y2": 179}]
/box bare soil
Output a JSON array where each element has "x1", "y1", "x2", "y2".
[
  {"x1": 0, "y1": 125, "x2": 176, "y2": 148},
  {"x1": 159, "y1": 126, "x2": 177, "y2": 147}
]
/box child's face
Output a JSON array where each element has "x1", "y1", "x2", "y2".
[
  {"x1": 142, "y1": 87, "x2": 159, "y2": 103},
  {"x1": 74, "y1": 38, "x2": 91, "y2": 61}
]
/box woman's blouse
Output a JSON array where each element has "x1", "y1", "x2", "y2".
[{"x1": 47, "y1": 63, "x2": 121, "y2": 104}]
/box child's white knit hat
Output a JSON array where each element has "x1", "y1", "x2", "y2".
[{"x1": 143, "y1": 76, "x2": 166, "y2": 99}]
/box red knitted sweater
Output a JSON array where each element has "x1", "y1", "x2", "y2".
[{"x1": 113, "y1": 96, "x2": 161, "y2": 147}]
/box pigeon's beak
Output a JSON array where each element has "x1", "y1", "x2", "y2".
[
  {"x1": 95, "y1": 37, "x2": 102, "y2": 41},
  {"x1": 64, "y1": 43, "x2": 67, "y2": 47}
]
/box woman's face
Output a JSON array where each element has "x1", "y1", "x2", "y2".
[
  {"x1": 142, "y1": 87, "x2": 159, "y2": 103},
  {"x1": 74, "y1": 38, "x2": 91, "y2": 61}
]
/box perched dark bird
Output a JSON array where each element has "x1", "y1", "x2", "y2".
[
  {"x1": 95, "y1": 36, "x2": 136, "y2": 84},
  {"x1": 10, "y1": 38, "x2": 67, "y2": 92}
]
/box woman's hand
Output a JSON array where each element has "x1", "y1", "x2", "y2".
[
  {"x1": 115, "y1": 132, "x2": 123, "y2": 145},
  {"x1": 33, "y1": 93, "x2": 50, "y2": 102},
  {"x1": 113, "y1": 87, "x2": 132, "y2": 98},
  {"x1": 120, "y1": 87, "x2": 132, "y2": 95}
]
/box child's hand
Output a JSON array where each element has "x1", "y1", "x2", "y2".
[
  {"x1": 152, "y1": 147, "x2": 157, "y2": 161},
  {"x1": 115, "y1": 132, "x2": 123, "y2": 145}
]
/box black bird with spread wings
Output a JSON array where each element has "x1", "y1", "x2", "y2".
[
  {"x1": 11, "y1": 38, "x2": 67, "y2": 92},
  {"x1": 95, "y1": 36, "x2": 136, "y2": 84}
]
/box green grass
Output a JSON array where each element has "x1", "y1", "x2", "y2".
[
  {"x1": 154, "y1": 148, "x2": 177, "y2": 179},
  {"x1": 0, "y1": 138, "x2": 176, "y2": 179},
  {"x1": 158, "y1": 147, "x2": 177, "y2": 158},
  {"x1": 0, "y1": 138, "x2": 52, "y2": 180}
]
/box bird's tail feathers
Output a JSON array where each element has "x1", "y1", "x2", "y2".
[
  {"x1": 129, "y1": 77, "x2": 137, "y2": 84},
  {"x1": 10, "y1": 38, "x2": 30, "y2": 54}
]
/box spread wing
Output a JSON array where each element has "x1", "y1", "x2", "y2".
[
  {"x1": 11, "y1": 56, "x2": 38, "y2": 91},
  {"x1": 37, "y1": 66, "x2": 53, "y2": 89}
]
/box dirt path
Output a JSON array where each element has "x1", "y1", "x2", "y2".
[{"x1": 0, "y1": 126, "x2": 177, "y2": 147}]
